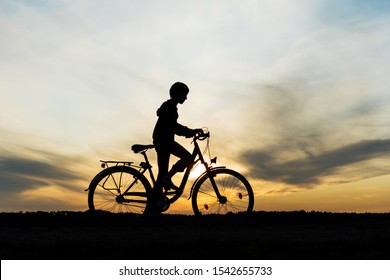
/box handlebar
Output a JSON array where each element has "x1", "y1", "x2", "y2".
[{"x1": 194, "y1": 128, "x2": 210, "y2": 141}]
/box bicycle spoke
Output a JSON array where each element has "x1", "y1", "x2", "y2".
[
  {"x1": 88, "y1": 166, "x2": 151, "y2": 217},
  {"x1": 97, "y1": 183, "x2": 119, "y2": 197},
  {"x1": 197, "y1": 189, "x2": 217, "y2": 198},
  {"x1": 192, "y1": 169, "x2": 254, "y2": 218},
  {"x1": 94, "y1": 200, "x2": 115, "y2": 210}
]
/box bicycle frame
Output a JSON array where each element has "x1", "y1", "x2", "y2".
[
  {"x1": 116, "y1": 150, "x2": 156, "y2": 198},
  {"x1": 175, "y1": 136, "x2": 225, "y2": 199},
  {"x1": 172, "y1": 136, "x2": 207, "y2": 195},
  {"x1": 128, "y1": 133, "x2": 225, "y2": 203},
  {"x1": 185, "y1": 137, "x2": 227, "y2": 201}
]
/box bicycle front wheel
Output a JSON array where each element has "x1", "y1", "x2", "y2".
[
  {"x1": 192, "y1": 168, "x2": 254, "y2": 217},
  {"x1": 88, "y1": 166, "x2": 152, "y2": 215}
]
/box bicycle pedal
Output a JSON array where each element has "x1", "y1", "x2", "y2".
[
  {"x1": 164, "y1": 185, "x2": 179, "y2": 191},
  {"x1": 156, "y1": 196, "x2": 170, "y2": 212}
]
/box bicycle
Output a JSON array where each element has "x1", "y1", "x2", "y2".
[{"x1": 86, "y1": 129, "x2": 254, "y2": 222}]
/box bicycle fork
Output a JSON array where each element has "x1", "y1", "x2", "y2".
[
  {"x1": 188, "y1": 166, "x2": 226, "y2": 201},
  {"x1": 189, "y1": 139, "x2": 227, "y2": 203},
  {"x1": 206, "y1": 169, "x2": 227, "y2": 204}
]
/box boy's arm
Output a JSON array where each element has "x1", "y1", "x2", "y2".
[{"x1": 175, "y1": 123, "x2": 196, "y2": 138}]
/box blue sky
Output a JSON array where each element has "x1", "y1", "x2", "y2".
[{"x1": 1, "y1": 0, "x2": 390, "y2": 213}]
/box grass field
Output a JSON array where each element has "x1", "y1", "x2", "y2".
[{"x1": 1, "y1": 211, "x2": 389, "y2": 260}]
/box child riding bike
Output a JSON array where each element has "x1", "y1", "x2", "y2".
[{"x1": 152, "y1": 82, "x2": 202, "y2": 210}]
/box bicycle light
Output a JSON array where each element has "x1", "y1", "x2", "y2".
[{"x1": 211, "y1": 157, "x2": 217, "y2": 164}]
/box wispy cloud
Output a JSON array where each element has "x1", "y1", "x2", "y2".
[
  {"x1": 0, "y1": 154, "x2": 83, "y2": 194},
  {"x1": 229, "y1": 8, "x2": 390, "y2": 192},
  {"x1": 0, "y1": 143, "x2": 90, "y2": 211},
  {"x1": 243, "y1": 139, "x2": 390, "y2": 187}
]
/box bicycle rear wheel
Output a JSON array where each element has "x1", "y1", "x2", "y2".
[
  {"x1": 88, "y1": 166, "x2": 152, "y2": 218},
  {"x1": 191, "y1": 168, "x2": 254, "y2": 221}
]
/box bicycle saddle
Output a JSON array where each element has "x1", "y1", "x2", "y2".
[{"x1": 131, "y1": 144, "x2": 155, "y2": 153}]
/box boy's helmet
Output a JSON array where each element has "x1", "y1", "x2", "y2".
[{"x1": 170, "y1": 82, "x2": 189, "y2": 99}]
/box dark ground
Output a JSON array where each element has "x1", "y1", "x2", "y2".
[{"x1": 1, "y1": 211, "x2": 389, "y2": 260}]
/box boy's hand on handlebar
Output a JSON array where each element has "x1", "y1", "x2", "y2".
[
  {"x1": 185, "y1": 128, "x2": 202, "y2": 138},
  {"x1": 185, "y1": 128, "x2": 208, "y2": 138},
  {"x1": 185, "y1": 128, "x2": 203, "y2": 138},
  {"x1": 194, "y1": 128, "x2": 210, "y2": 140},
  {"x1": 194, "y1": 128, "x2": 204, "y2": 136}
]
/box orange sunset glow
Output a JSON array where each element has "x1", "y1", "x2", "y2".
[{"x1": 1, "y1": 0, "x2": 390, "y2": 214}]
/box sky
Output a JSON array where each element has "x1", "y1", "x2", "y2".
[{"x1": 1, "y1": 0, "x2": 390, "y2": 213}]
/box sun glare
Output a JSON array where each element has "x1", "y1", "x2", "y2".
[{"x1": 189, "y1": 164, "x2": 206, "y2": 179}]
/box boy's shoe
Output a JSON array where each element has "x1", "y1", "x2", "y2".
[
  {"x1": 144, "y1": 195, "x2": 169, "y2": 215},
  {"x1": 160, "y1": 176, "x2": 179, "y2": 191},
  {"x1": 149, "y1": 185, "x2": 170, "y2": 212},
  {"x1": 155, "y1": 195, "x2": 170, "y2": 212}
]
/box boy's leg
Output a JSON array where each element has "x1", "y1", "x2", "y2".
[
  {"x1": 168, "y1": 141, "x2": 192, "y2": 177},
  {"x1": 154, "y1": 144, "x2": 170, "y2": 193},
  {"x1": 147, "y1": 143, "x2": 171, "y2": 212},
  {"x1": 155, "y1": 141, "x2": 191, "y2": 191}
]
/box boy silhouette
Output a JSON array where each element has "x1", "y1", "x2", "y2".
[{"x1": 152, "y1": 82, "x2": 201, "y2": 201}]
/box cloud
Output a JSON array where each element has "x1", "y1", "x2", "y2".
[
  {"x1": 0, "y1": 155, "x2": 83, "y2": 193},
  {"x1": 1, "y1": 0, "x2": 390, "y2": 212},
  {"x1": 0, "y1": 129, "x2": 86, "y2": 197},
  {"x1": 237, "y1": 75, "x2": 390, "y2": 189},
  {"x1": 242, "y1": 139, "x2": 390, "y2": 187},
  {"x1": 0, "y1": 129, "x2": 95, "y2": 211},
  {"x1": 231, "y1": 12, "x2": 390, "y2": 191}
]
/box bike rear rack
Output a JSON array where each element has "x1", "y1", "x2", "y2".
[
  {"x1": 100, "y1": 160, "x2": 134, "y2": 168},
  {"x1": 84, "y1": 160, "x2": 136, "y2": 191}
]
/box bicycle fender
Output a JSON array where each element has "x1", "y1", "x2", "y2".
[
  {"x1": 85, "y1": 166, "x2": 152, "y2": 192},
  {"x1": 85, "y1": 168, "x2": 110, "y2": 191},
  {"x1": 188, "y1": 166, "x2": 226, "y2": 200}
]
